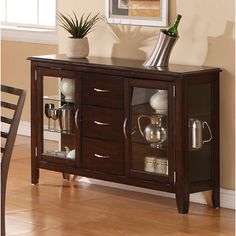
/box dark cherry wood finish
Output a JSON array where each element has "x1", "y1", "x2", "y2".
[
  {"x1": 1, "y1": 85, "x2": 26, "y2": 236},
  {"x1": 28, "y1": 54, "x2": 221, "y2": 214},
  {"x1": 82, "y1": 73, "x2": 124, "y2": 109},
  {"x1": 82, "y1": 137, "x2": 124, "y2": 175},
  {"x1": 82, "y1": 105, "x2": 124, "y2": 141}
]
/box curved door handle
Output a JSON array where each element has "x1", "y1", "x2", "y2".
[
  {"x1": 75, "y1": 108, "x2": 79, "y2": 129},
  {"x1": 123, "y1": 117, "x2": 128, "y2": 139}
]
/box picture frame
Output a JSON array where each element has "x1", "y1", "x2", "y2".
[{"x1": 105, "y1": 0, "x2": 168, "y2": 27}]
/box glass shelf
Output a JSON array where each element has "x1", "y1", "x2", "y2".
[
  {"x1": 143, "y1": 171, "x2": 168, "y2": 176},
  {"x1": 132, "y1": 169, "x2": 168, "y2": 176},
  {"x1": 131, "y1": 140, "x2": 168, "y2": 150},
  {"x1": 43, "y1": 95, "x2": 74, "y2": 104},
  {"x1": 43, "y1": 151, "x2": 75, "y2": 160},
  {"x1": 44, "y1": 128, "x2": 75, "y2": 136}
]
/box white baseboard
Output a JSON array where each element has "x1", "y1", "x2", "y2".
[
  {"x1": 77, "y1": 177, "x2": 235, "y2": 210},
  {"x1": 16, "y1": 121, "x2": 59, "y2": 141},
  {"x1": 17, "y1": 121, "x2": 31, "y2": 136},
  {"x1": 16, "y1": 121, "x2": 235, "y2": 210}
]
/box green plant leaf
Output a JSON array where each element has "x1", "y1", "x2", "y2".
[{"x1": 57, "y1": 11, "x2": 101, "y2": 38}]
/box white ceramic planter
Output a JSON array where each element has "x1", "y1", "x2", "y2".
[{"x1": 65, "y1": 37, "x2": 89, "y2": 58}]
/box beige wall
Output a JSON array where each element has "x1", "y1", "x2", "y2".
[
  {"x1": 1, "y1": 0, "x2": 234, "y2": 190},
  {"x1": 58, "y1": 0, "x2": 235, "y2": 190},
  {"x1": 1, "y1": 41, "x2": 57, "y2": 121}
]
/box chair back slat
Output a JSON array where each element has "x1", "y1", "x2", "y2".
[
  {"x1": 1, "y1": 116, "x2": 13, "y2": 125},
  {"x1": 1, "y1": 84, "x2": 26, "y2": 236},
  {"x1": 0, "y1": 84, "x2": 23, "y2": 96},
  {"x1": 1, "y1": 131, "x2": 9, "y2": 139},
  {"x1": 1, "y1": 101, "x2": 17, "y2": 110}
]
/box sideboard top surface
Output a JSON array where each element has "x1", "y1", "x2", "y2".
[{"x1": 28, "y1": 54, "x2": 221, "y2": 76}]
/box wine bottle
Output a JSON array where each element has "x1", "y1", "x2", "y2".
[{"x1": 166, "y1": 14, "x2": 182, "y2": 37}]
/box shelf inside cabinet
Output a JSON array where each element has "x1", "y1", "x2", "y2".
[
  {"x1": 130, "y1": 168, "x2": 169, "y2": 177},
  {"x1": 140, "y1": 170, "x2": 168, "y2": 176},
  {"x1": 43, "y1": 152, "x2": 75, "y2": 159},
  {"x1": 43, "y1": 95, "x2": 74, "y2": 104},
  {"x1": 132, "y1": 139, "x2": 168, "y2": 150},
  {"x1": 44, "y1": 128, "x2": 75, "y2": 136}
]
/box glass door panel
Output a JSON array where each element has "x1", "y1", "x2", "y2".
[
  {"x1": 128, "y1": 81, "x2": 174, "y2": 183},
  {"x1": 41, "y1": 75, "x2": 77, "y2": 163}
]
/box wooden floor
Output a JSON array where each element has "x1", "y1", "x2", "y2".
[{"x1": 5, "y1": 136, "x2": 235, "y2": 236}]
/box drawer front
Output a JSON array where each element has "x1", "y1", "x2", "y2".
[
  {"x1": 82, "y1": 138, "x2": 124, "y2": 175},
  {"x1": 82, "y1": 73, "x2": 123, "y2": 108},
  {"x1": 82, "y1": 105, "x2": 124, "y2": 141}
]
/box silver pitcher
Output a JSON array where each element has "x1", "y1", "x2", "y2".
[
  {"x1": 189, "y1": 119, "x2": 212, "y2": 150},
  {"x1": 143, "y1": 29, "x2": 179, "y2": 67},
  {"x1": 138, "y1": 114, "x2": 167, "y2": 148},
  {"x1": 58, "y1": 104, "x2": 75, "y2": 132}
]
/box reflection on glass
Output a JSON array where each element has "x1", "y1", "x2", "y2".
[
  {"x1": 44, "y1": 103, "x2": 54, "y2": 131},
  {"x1": 137, "y1": 114, "x2": 167, "y2": 148},
  {"x1": 131, "y1": 87, "x2": 168, "y2": 176},
  {"x1": 42, "y1": 76, "x2": 76, "y2": 161}
]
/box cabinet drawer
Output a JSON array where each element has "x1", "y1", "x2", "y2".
[
  {"x1": 82, "y1": 138, "x2": 124, "y2": 175},
  {"x1": 82, "y1": 73, "x2": 123, "y2": 108},
  {"x1": 82, "y1": 105, "x2": 124, "y2": 141}
]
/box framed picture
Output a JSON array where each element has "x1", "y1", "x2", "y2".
[{"x1": 105, "y1": 0, "x2": 168, "y2": 27}]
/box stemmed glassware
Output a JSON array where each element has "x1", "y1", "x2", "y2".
[
  {"x1": 45, "y1": 103, "x2": 54, "y2": 131},
  {"x1": 45, "y1": 103, "x2": 59, "y2": 131},
  {"x1": 50, "y1": 108, "x2": 59, "y2": 131}
]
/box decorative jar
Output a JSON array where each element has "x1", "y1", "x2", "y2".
[
  {"x1": 150, "y1": 89, "x2": 167, "y2": 114},
  {"x1": 60, "y1": 78, "x2": 75, "y2": 102}
]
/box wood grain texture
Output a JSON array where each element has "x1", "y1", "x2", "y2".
[
  {"x1": 5, "y1": 136, "x2": 234, "y2": 236},
  {"x1": 29, "y1": 55, "x2": 221, "y2": 214}
]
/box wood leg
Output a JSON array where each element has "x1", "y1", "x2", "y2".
[
  {"x1": 62, "y1": 173, "x2": 70, "y2": 181},
  {"x1": 203, "y1": 190, "x2": 213, "y2": 207},
  {"x1": 1, "y1": 180, "x2": 6, "y2": 236},
  {"x1": 72, "y1": 175, "x2": 78, "y2": 181},
  {"x1": 31, "y1": 168, "x2": 39, "y2": 185},
  {"x1": 212, "y1": 188, "x2": 220, "y2": 208},
  {"x1": 176, "y1": 192, "x2": 189, "y2": 214},
  {"x1": 1, "y1": 206, "x2": 5, "y2": 236}
]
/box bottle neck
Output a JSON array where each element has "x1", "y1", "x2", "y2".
[{"x1": 173, "y1": 15, "x2": 182, "y2": 29}]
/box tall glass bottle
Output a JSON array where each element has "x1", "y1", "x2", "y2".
[{"x1": 166, "y1": 14, "x2": 182, "y2": 37}]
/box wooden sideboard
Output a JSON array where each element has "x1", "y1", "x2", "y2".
[{"x1": 28, "y1": 54, "x2": 221, "y2": 213}]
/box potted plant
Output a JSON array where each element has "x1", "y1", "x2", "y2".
[{"x1": 57, "y1": 12, "x2": 101, "y2": 58}]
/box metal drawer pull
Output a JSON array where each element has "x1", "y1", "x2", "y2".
[
  {"x1": 93, "y1": 88, "x2": 110, "y2": 93},
  {"x1": 94, "y1": 120, "x2": 111, "y2": 126},
  {"x1": 94, "y1": 153, "x2": 110, "y2": 159}
]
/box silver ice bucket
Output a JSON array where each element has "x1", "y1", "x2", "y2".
[{"x1": 143, "y1": 29, "x2": 179, "y2": 67}]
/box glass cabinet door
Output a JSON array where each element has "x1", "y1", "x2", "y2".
[
  {"x1": 37, "y1": 69, "x2": 80, "y2": 167},
  {"x1": 128, "y1": 80, "x2": 174, "y2": 183}
]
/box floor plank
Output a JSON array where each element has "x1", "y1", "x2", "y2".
[{"x1": 4, "y1": 136, "x2": 235, "y2": 236}]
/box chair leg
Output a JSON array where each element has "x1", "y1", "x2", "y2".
[{"x1": 1, "y1": 183, "x2": 6, "y2": 236}]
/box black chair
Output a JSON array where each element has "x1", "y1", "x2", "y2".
[{"x1": 1, "y1": 84, "x2": 26, "y2": 236}]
